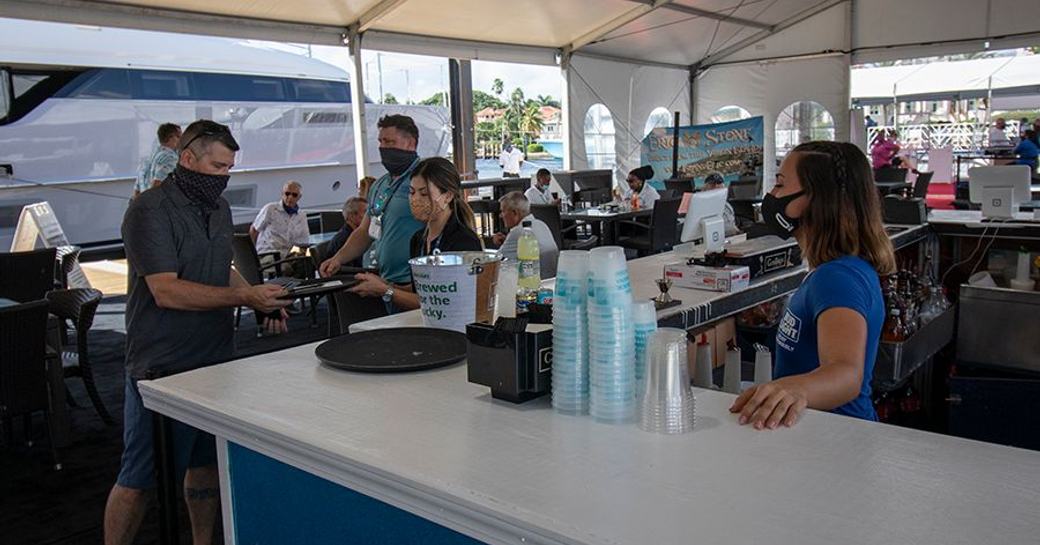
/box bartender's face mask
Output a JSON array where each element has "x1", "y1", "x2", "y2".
[
  {"x1": 762, "y1": 154, "x2": 809, "y2": 239},
  {"x1": 409, "y1": 175, "x2": 450, "y2": 223},
  {"x1": 378, "y1": 127, "x2": 419, "y2": 177}
]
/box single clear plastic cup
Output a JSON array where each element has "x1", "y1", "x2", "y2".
[{"x1": 638, "y1": 328, "x2": 696, "y2": 434}]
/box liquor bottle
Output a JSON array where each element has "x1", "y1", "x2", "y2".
[{"x1": 882, "y1": 307, "x2": 906, "y2": 343}]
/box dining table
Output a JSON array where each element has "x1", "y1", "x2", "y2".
[{"x1": 560, "y1": 205, "x2": 653, "y2": 245}]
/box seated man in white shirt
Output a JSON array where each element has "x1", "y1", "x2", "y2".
[
  {"x1": 492, "y1": 191, "x2": 559, "y2": 279},
  {"x1": 525, "y1": 168, "x2": 560, "y2": 206},
  {"x1": 702, "y1": 175, "x2": 741, "y2": 236},
  {"x1": 988, "y1": 117, "x2": 1012, "y2": 149},
  {"x1": 619, "y1": 165, "x2": 661, "y2": 209},
  {"x1": 250, "y1": 181, "x2": 311, "y2": 271}
]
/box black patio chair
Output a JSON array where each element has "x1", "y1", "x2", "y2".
[
  {"x1": 231, "y1": 234, "x2": 318, "y2": 334},
  {"x1": 617, "y1": 198, "x2": 682, "y2": 256},
  {"x1": 531, "y1": 204, "x2": 598, "y2": 251},
  {"x1": 0, "y1": 247, "x2": 58, "y2": 302},
  {"x1": 0, "y1": 299, "x2": 61, "y2": 470},
  {"x1": 45, "y1": 288, "x2": 111, "y2": 424},
  {"x1": 54, "y1": 245, "x2": 81, "y2": 289},
  {"x1": 326, "y1": 288, "x2": 389, "y2": 337},
  {"x1": 912, "y1": 171, "x2": 934, "y2": 200}
]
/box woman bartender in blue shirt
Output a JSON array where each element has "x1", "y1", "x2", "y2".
[{"x1": 731, "y1": 141, "x2": 896, "y2": 429}]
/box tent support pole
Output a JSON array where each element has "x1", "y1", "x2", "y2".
[
  {"x1": 560, "y1": 50, "x2": 573, "y2": 171},
  {"x1": 347, "y1": 25, "x2": 370, "y2": 182},
  {"x1": 448, "y1": 59, "x2": 476, "y2": 180}
]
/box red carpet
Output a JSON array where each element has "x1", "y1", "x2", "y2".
[{"x1": 926, "y1": 182, "x2": 955, "y2": 210}]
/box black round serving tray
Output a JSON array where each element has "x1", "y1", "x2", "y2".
[{"x1": 315, "y1": 327, "x2": 468, "y2": 373}]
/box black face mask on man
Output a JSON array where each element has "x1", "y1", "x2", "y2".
[
  {"x1": 761, "y1": 191, "x2": 805, "y2": 239},
  {"x1": 380, "y1": 147, "x2": 418, "y2": 177},
  {"x1": 173, "y1": 164, "x2": 230, "y2": 209}
]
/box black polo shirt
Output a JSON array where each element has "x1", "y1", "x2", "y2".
[
  {"x1": 121, "y1": 180, "x2": 235, "y2": 379},
  {"x1": 409, "y1": 213, "x2": 483, "y2": 259}
]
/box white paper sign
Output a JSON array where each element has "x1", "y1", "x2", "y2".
[{"x1": 10, "y1": 201, "x2": 91, "y2": 289}]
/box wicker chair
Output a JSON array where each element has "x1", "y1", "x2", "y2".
[
  {"x1": 45, "y1": 288, "x2": 111, "y2": 424},
  {"x1": 0, "y1": 247, "x2": 58, "y2": 302},
  {"x1": 0, "y1": 299, "x2": 61, "y2": 469}
]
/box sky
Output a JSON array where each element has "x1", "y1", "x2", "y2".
[{"x1": 305, "y1": 45, "x2": 562, "y2": 104}]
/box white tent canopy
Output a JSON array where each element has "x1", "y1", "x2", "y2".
[
  {"x1": 852, "y1": 55, "x2": 1040, "y2": 106},
  {"x1": 3, "y1": 0, "x2": 1039, "y2": 183}
]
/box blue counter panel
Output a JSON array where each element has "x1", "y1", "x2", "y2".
[{"x1": 227, "y1": 442, "x2": 484, "y2": 544}]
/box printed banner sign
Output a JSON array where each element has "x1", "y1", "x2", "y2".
[{"x1": 641, "y1": 117, "x2": 764, "y2": 189}]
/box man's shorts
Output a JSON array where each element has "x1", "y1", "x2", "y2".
[{"x1": 116, "y1": 374, "x2": 217, "y2": 490}]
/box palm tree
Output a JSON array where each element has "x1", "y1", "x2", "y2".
[
  {"x1": 492, "y1": 78, "x2": 504, "y2": 98},
  {"x1": 536, "y1": 95, "x2": 561, "y2": 108},
  {"x1": 519, "y1": 103, "x2": 544, "y2": 152}
]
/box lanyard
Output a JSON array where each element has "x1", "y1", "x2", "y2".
[{"x1": 370, "y1": 159, "x2": 419, "y2": 218}]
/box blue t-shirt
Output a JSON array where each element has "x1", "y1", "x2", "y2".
[
  {"x1": 1014, "y1": 139, "x2": 1039, "y2": 168},
  {"x1": 774, "y1": 256, "x2": 884, "y2": 421},
  {"x1": 366, "y1": 161, "x2": 423, "y2": 284}
]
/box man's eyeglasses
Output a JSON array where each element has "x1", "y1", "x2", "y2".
[{"x1": 284, "y1": 191, "x2": 300, "y2": 198}]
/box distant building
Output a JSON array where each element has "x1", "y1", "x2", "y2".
[
  {"x1": 476, "y1": 107, "x2": 505, "y2": 124},
  {"x1": 538, "y1": 106, "x2": 561, "y2": 141}
]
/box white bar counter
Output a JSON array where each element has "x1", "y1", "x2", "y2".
[{"x1": 140, "y1": 342, "x2": 1040, "y2": 545}]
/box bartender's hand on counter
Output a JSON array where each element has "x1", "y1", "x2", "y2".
[
  {"x1": 319, "y1": 256, "x2": 341, "y2": 278},
  {"x1": 349, "y1": 272, "x2": 390, "y2": 298},
  {"x1": 729, "y1": 379, "x2": 808, "y2": 430},
  {"x1": 491, "y1": 232, "x2": 507, "y2": 247}
]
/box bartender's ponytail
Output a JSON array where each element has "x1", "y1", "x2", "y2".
[{"x1": 413, "y1": 157, "x2": 476, "y2": 231}]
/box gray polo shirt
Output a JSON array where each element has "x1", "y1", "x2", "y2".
[{"x1": 121, "y1": 180, "x2": 234, "y2": 379}]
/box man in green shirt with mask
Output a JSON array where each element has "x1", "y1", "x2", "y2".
[{"x1": 319, "y1": 115, "x2": 424, "y2": 311}]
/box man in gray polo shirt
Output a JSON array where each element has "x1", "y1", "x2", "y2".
[{"x1": 104, "y1": 120, "x2": 289, "y2": 545}]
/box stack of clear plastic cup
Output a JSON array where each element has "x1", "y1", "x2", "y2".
[
  {"x1": 552, "y1": 251, "x2": 590, "y2": 414},
  {"x1": 633, "y1": 300, "x2": 658, "y2": 384},
  {"x1": 587, "y1": 247, "x2": 636, "y2": 423},
  {"x1": 639, "y1": 328, "x2": 696, "y2": 434}
]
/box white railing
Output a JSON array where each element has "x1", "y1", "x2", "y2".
[{"x1": 866, "y1": 120, "x2": 1024, "y2": 154}]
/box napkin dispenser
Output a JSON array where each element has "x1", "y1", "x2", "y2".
[{"x1": 466, "y1": 319, "x2": 553, "y2": 403}]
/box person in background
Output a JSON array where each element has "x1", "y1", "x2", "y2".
[
  {"x1": 499, "y1": 142, "x2": 524, "y2": 178},
  {"x1": 864, "y1": 115, "x2": 877, "y2": 129},
  {"x1": 1033, "y1": 118, "x2": 1040, "y2": 135},
  {"x1": 869, "y1": 129, "x2": 900, "y2": 171},
  {"x1": 319, "y1": 115, "x2": 425, "y2": 301},
  {"x1": 732, "y1": 141, "x2": 895, "y2": 429},
  {"x1": 250, "y1": 181, "x2": 310, "y2": 262},
  {"x1": 1014, "y1": 129, "x2": 1039, "y2": 172},
  {"x1": 358, "y1": 175, "x2": 376, "y2": 200},
  {"x1": 702, "y1": 175, "x2": 740, "y2": 236},
  {"x1": 988, "y1": 117, "x2": 1012, "y2": 148},
  {"x1": 620, "y1": 165, "x2": 661, "y2": 209},
  {"x1": 326, "y1": 196, "x2": 367, "y2": 265},
  {"x1": 1019, "y1": 118, "x2": 1030, "y2": 140},
  {"x1": 348, "y1": 157, "x2": 482, "y2": 311},
  {"x1": 105, "y1": 120, "x2": 289, "y2": 545},
  {"x1": 133, "y1": 123, "x2": 181, "y2": 199},
  {"x1": 525, "y1": 168, "x2": 560, "y2": 206},
  {"x1": 493, "y1": 191, "x2": 559, "y2": 279}
]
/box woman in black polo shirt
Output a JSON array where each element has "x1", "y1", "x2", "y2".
[{"x1": 350, "y1": 157, "x2": 482, "y2": 310}]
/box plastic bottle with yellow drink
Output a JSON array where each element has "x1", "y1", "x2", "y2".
[{"x1": 515, "y1": 220, "x2": 540, "y2": 313}]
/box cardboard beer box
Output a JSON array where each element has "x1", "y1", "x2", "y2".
[{"x1": 663, "y1": 262, "x2": 751, "y2": 292}]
